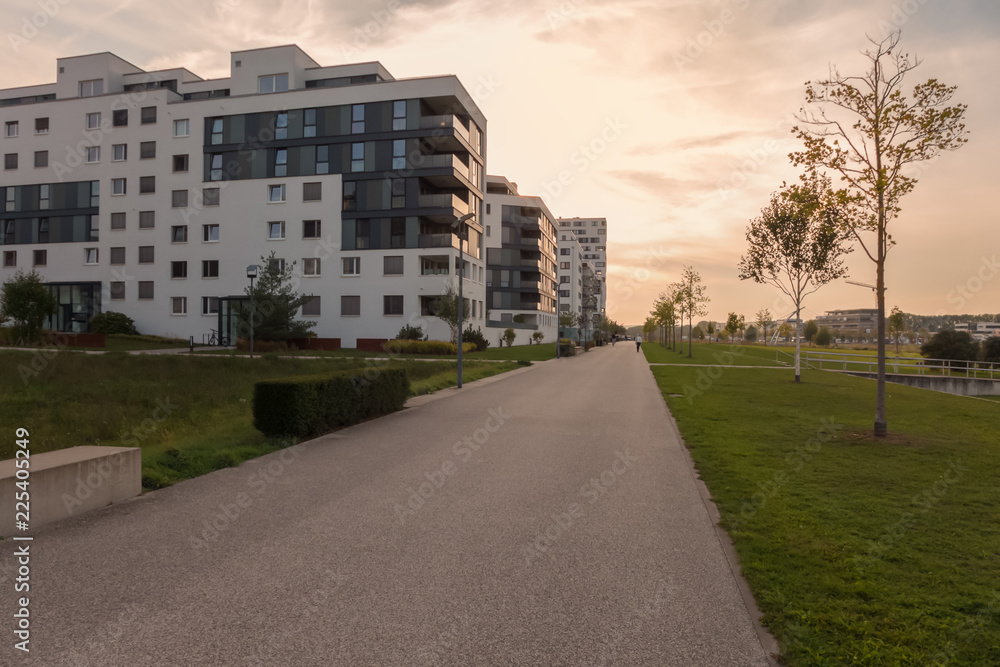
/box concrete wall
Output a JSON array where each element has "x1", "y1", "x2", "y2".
[
  {"x1": 1, "y1": 446, "x2": 141, "y2": 536},
  {"x1": 845, "y1": 372, "x2": 1000, "y2": 397}
]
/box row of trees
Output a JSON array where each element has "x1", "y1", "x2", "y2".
[{"x1": 646, "y1": 266, "x2": 711, "y2": 358}]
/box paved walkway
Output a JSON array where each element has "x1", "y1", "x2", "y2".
[{"x1": 5, "y1": 345, "x2": 774, "y2": 666}]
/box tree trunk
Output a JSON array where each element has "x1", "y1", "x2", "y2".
[
  {"x1": 795, "y1": 304, "x2": 801, "y2": 383},
  {"x1": 875, "y1": 241, "x2": 888, "y2": 436}
]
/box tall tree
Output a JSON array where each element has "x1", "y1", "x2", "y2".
[
  {"x1": 432, "y1": 283, "x2": 471, "y2": 345},
  {"x1": 791, "y1": 31, "x2": 968, "y2": 434},
  {"x1": 674, "y1": 266, "x2": 710, "y2": 358},
  {"x1": 888, "y1": 306, "x2": 906, "y2": 354},
  {"x1": 738, "y1": 175, "x2": 852, "y2": 382},
  {"x1": 242, "y1": 252, "x2": 316, "y2": 341},
  {"x1": 724, "y1": 313, "x2": 740, "y2": 343},
  {"x1": 755, "y1": 308, "x2": 774, "y2": 346}
]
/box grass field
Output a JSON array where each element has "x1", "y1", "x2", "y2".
[
  {"x1": 467, "y1": 342, "x2": 558, "y2": 361},
  {"x1": 651, "y1": 364, "x2": 1000, "y2": 665},
  {"x1": 641, "y1": 341, "x2": 789, "y2": 366},
  {"x1": 1, "y1": 353, "x2": 518, "y2": 490}
]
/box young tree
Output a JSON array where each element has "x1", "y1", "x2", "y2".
[
  {"x1": 888, "y1": 306, "x2": 906, "y2": 354},
  {"x1": 431, "y1": 283, "x2": 470, "y2": 345},
  {"x1": 778, "y1": 322, "x2": 794, "y2": 340},
  {"x1": 692, "y1": 325, "x2": 705, "y2": 340},
  {"x1": 724, "y1": 313, "x2": 740, "y2": 343},
  {"x1": 755, "y1": 309, "x2": 774, "y2": 346},
  {"x1": 243, "y1": 252, "x2": 316, "y2": 341},
  {"x1": 501, "y1": 328, "x2": 516, "y2": 348},
  {"x1": 745, "y1": 326, "x2": 758, "y2": 343},
  {"x1": 0, "y1": 269, "x2": 58, "y2": 344},
  {"x1": 738, "y1": 175, "x2": 852, "y2": 382},
  {"x1": 674, "y1": 266, "x2": 710, "y2": 358},
  {"x1": 791, "y1": 30, "x2": 968, "y2": 435},
  {"x1": 815, "y1": 327, "x2": 833, "y2": 347},
  {"x1": 804, "y1": 320, "x2": 819, "y2": 345},
  {"x1": 706, "y1": 320, "x2": 715, "y2": 339},
  {"x1": 531, "y1": 331, "x2": 544, "y2": 345}
]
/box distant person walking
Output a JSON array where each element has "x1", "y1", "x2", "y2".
[{"x1": 635, "y1": 335, "x2": 642, "y2": 352}]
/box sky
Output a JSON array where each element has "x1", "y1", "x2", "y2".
[{"x1": 4, "y1": 0, "x2": 999, "y2": 326}]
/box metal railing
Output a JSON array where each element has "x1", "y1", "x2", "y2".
[{"x1": 803, "y1": 351, "x2": 999, "y2": 380}]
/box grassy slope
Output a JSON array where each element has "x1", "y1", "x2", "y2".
[
  {"x1": 642, "y1": 341, "x2": 788, "y2": 366},
  {"x1": 651, "y1": 365, "x2": 1000, "y2": 665},
  {"x1": 467, "y1": 342, "x2": 558, "y2": 361}
]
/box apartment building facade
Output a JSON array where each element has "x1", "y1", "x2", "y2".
[
  {"x1": 0, "y1": 46, "x2": 487, "y2": 346},
  {"x1": 557, "y1": 216, "x2": 607, "y2": 320},
  {"x1": 815, "y1": 309, "x2": 879, "y2": 335},
  {"x1": 556, "y1": 233, "x2": 589, "y2": 341},
  {"x1": 483, "y1": 175, "x2": 558, "y2": 346}
]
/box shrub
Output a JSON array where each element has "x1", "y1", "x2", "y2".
[
  {"x1": 815, "y1": 327, "x2": 832, "y2": 347},
  {"x1": 531, "y1": 331, "x2": 544, "y2": 345},
  {"x1": 921, "y1": 330, "x2": 979, "y2": 368},
  {"x1": 396, "y1": 324, "x2": 426, "y2": 341},
  {"x1": 90, "y1": 311, "x2": 139, "y2": 335},
  {"x1": 502, "y1": 328, "x2": 516, "y2": 348},
  {"x1": 982, "y1": 336, "x2": 1000, "y2": 364},
  {"x1": 253, "y1": 368, "x2": 410, "y2": 437},
  {"x1": 382, "y1": 340, "x2": 476, "y2": 355},
  {"x1": 584, "y1": 341, "x2": 596, "y2": 351},
  {"x1": 558, "y1": 338, "x2": 576, "y2": 357},
  {"x1": 462, "y1": 326, "x2": 490, "y2": 352}
]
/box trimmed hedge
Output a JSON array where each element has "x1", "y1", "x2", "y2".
[
  {"x1": 253, "y1": 367, "x2": 410, "y2": 437},
  {"x1": 382, "y1": 339, "x2": 476, "y2": 355}
]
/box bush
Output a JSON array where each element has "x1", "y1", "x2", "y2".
[
  {"x1": 382, "y1": 340, "x2": 476, "y2": 355},
  {"x1": 921, "y1": 330, "x2": 979, "y2": 367},
  {"x1": 558, "y1": 338, "x2": 576, "y2": 357},
  {"x1": 584, "y1": 341, "x2": 596, "y2": 351},
  {"x1": 815, "y1": 327, "x2": 832, "y2": 347},
  {"x1": 531, "y1": 331, "x2": 544, "y2": 345},
  {"x1": 396, "y1": 324, "x2": 426, "y2": 341},
  {"x1": 980, "y1": 336, "x2": 1000, "y2": 364},
  {"x1": 253, "y1": 368, "x2": 410, "y2": 437},
  {"x1": 90, "y1": 311, "x2": 139, "y2": 335},
  {"x1": 502, "y1": 328, "x2": 516, "y2": 348},
  {"x1": 462, "y1": 326, "x2": 490, "y2": 352}
]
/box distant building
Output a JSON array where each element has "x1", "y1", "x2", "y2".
[
  {"x1": 557, "y1": 217, "x2": 607, "y2": 319},
  {"x1": 815, "y1": 309, "x2": 879, "y2": 335},
  {"x1": 953, "y1": 322, "x2": 1000, "y2": 341}
]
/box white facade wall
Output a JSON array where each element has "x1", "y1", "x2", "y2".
[{"x1": 557, "y1": 216, "x2": 607, "y2": 319}]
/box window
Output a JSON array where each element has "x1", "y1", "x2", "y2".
[
  {"x1": 172, "y1": 190, "x2": 188, "y2": 208},
  {"x1": 268, "y1": 221, "x2": 285, "y2": 239},
  {"x1": 110, "y1": 212, "x2": 126, "y2": 230},
  {"x1": 392, "y1": 100, "x2": 406, "y2": 130},
  {"x1": 392, "y1": 139, "x2": 405, "y2": 170},
  {"x1": 486, "y1": 225, "x2": 491, "y2": 237},
  {"x1": 140, "y1": 141, "x2": 156, "y2": 159},
  {"x1": 4, "y1": 121, "x2": 18, "y2": 137},
  {"x1": 268, "y1": 184, "x2": 286, "y2": 202},
  {"x1": 35, "y1": 118, "x2": 48, "y2": 134},
  {"x1": 2, "y1": 251, "x2": 15, "y2": 267},
  {"x1": 391, "y1": 179, "x2": 405, "y2": 208},
  {"x1": 202, "y1": 188, "x2": 220, "y2": 207},
  {"x1": 390, "y1": 218, "x2": 405, "y2": 248},
  {"x1": 597, "y1": 228, "x2": 606, "y2": 235},
  {"x1": 139, "y1": 176, "x2": 155, "y2": 194},
  {"x1": 113, "y1": 109, "x2": 128, "y2": 127},
  {"x1": 302, "y1": 296, "x2": 320, "y2": 316},
  {"x1": 384, "y1": 256, "x2": 404, "y2": 275},
  {"x1": 86, "y1": 113, "x2": 101, "y2": 129},
  {"x1": 302, "y1": 220, "x2": 320, "y2": 238},
  {"x1": 110, "y1": 281, "x2": 125, "y2": 300},
  {"x1": 268, "y1": 257, "x2": 285, "y2": 273},
  {"x1": 139, "y1": 211, "x2": 155, "y2": 229},
  {"x1": 351, "y1": 104, "x2": 364, "y2": 133},
  {"x1": 342, "y1": 181, "x2": 356, "y2": 211},
  {"x1": 110, "y1": 247, "x2": 125, "y2": 265},
  {"x1": 4, "y1": 153, "x2": 17, "y2": 170},
  {"x1": 351, "y1": 143, "x2": 364, "y2": 172},
  {"x1": 2, "y1": 220, "x2": 13, "y2": 243},
  {"x1": 275, "y1": 112, "x2": 288, "y2": 140},
  {"x1": 560, "y1": 262, "x2": 570, "y2": 269},
  {"x1": 171, "y1": 261, "x2": 187, "y2": 278},
  {"x1": 355, "y1": 220, "x2": 370, "y2": 249},
  {"x1": 171, "y1": 297, "x2": 187, "y2": 315},
  {"x1": 34, "y1": 151, "x2": 47, "y2": 168},
  {"x1": 304, "y1": 108, "x2": 317, "y2": 137},
  {"x1": 39, "y1": 185, "x2": 50, "y2": 210},
  {"x1": 138, "y1": 281, "x2": 154, "y2": 300},
  {"x1": 85, "y1": 248, "x2": 98, "y2": 264},
  {"x1": 315, "y1": 145, "x2": 329, "y2": 174},
  {"x1": 560, "y1": 248, "x2": 570, "y2": 255},
  {"x1": 274, "y1": 148, "x2": 287, "y2": 177},
  {"x1": 303, "y1": 182, "x2": 321, "y2": 202},
  {"x1": 209, "y1": 153, "x2": 223, "y2": 180},
  {"x1": 341, "y1": 295, "x2": 360, "y2": 316},
  {"x1": 210, "y1": 118, "x2": 223, "y2": 145},
  {"x1": 560, "y1": 275, "x2": 570, "y2": 284},
  {"x1": 202, "y1": 297, "x2": 219, "y2": 315},
  {"x1": 203, "y1": 224, "x2": 219, "y2": 242},
  {"x1": 302, "y1": 258, "x2": 320, "y2": 276},
  {"x1": 79, "y1": 79, "x2": 104, "y2": 97},
  {"x1": 258, "y1": 74, "x2": 289, "y2": 94},
  {"x1": 85, "y1": 146, "x2": 99, "y2": 163},
  {"x1": 112, "y1": 144, "x2": 126, "y2": 161},
  {"x1": 383, "y1": 295, "x2": 403, "y2": 316},
  {"x1": 89, "y1": 215, "x2": 99, "y2": 241},
  {"x1": 33, "y1": 249, "x2": 46, "y2": 266},
  {"x1": 342, "y1": 257, "x2": 360, "y2": 276},
  {"x1": 138, "y1": 246, "x2": 154, "y2": 264},
  {"x1": 173, "y1": 154, "x2": 189, "y2": 172},
  {"x1": 202, "y1": 260, "x2": 219, "y2": 278},
  {"x1": 173, "y1": 119, "x2": 190, "y2": 137},
  {"x1": 141, "y1": 107, "x2": 156, "y2": 124},
  {"x1": 172, "y1": 225, "x2": 188, "y2": 243},
  {"x1": 486, "y1": 203, "x2": 491, "y2": 215}
]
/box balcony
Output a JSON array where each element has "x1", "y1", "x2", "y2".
[
  {"x1": 418, "y1": 193, "x2": 468, "y2": 212},
  {"x1": 420, "y1": 115, "x2": 471, "y2": 143},
  {"x1": 418, "y1": 233, "x2": 461, "y2": 250}
]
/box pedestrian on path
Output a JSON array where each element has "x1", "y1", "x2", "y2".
[{"x1": 635, "y1": 335, "x2": 642, "y2": 352}]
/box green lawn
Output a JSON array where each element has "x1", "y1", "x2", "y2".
[
  {"x1": 1, "y1": 353, "x2": 518, "y2": 490},
  {"x1": 467, "y1": 342, "x2": 558, "y2": 361},
  {"x1": 641, "y1": 341, "x2": 789, "y2": 366},
  {"x1": 650, "y1": 365, "x2": 1000, "y2": 665}
]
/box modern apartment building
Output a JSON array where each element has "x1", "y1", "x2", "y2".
[
  {"x1": 0, "y1": 46, "x2": 487, "y2": 346},
  {"x1": 556, "y1": 232, "x2": 588, "y2": 341},
  {"x1": 557, "y1": 216, "x2": 607, "y2": 319},
  {"x1": 815, "y1": 308, "x2": 879, "y2": 335},
  {"x1": 954, "y1": 321, "x2": 1000, "y2": 341},
  {"x1": 483, "y1": 175, "x2": 558, "y2": 346}
]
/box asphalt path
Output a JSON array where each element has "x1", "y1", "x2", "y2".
[{"x1": 4, "y1": 343, "x2": 774, "y2": 666}]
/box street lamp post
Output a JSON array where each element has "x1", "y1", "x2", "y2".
[
  {"x1": 453, "y1": 212, "x2": 476, "y2": 389},
  {"x1": 555, "y1": 282, "x2": 560, "y2": 359},
  {"x1": 246, "y1": 264, "x2": 258, "y2": 359}
]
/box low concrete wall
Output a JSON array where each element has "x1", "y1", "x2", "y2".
[
  {"x1": 845, "y1": 372, "x2": 1000, "y2": 397},
  {"x1": 0, "y1": 446, "x2": 141, "y2": 536}
]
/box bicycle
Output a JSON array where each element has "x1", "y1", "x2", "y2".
[{"x1": 207, "y1": 328, "x2": 229, "y2": 346}]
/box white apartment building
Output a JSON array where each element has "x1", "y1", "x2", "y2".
[
  {"x1": 556, "y1": 233, "x2": 588, "y2": 341},
  {"x1": 954, "y1": 322, "x2": 1000, "y2": 341},
  {"x1": 557, "y1": 217, "x2": 607, "y2": 320},
  {"x1": 0, "y1": 46, "x2": 487, "y2": 347},
  {"x1": 483, "y1": 175, "x2": 558, "y2": 346}
]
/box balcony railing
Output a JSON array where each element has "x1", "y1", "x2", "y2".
[
  {"x1": 418, "y1": 233, "x2": 461, "y2": 250},
  {"x1": 420, "y1": 115, "x2": 471, "y2": 143},
  {"x1": 418, "y1": 193, "x2": 469, "y2": 213},
  {"x1": 420, "y1": 153, "x2": 467, "y2": 174}
]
